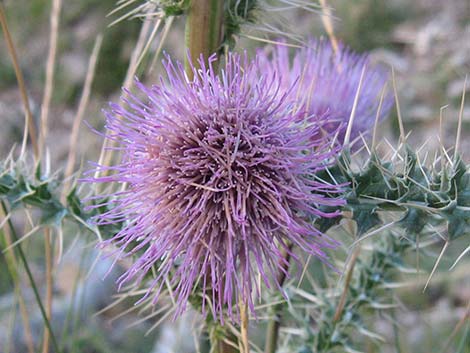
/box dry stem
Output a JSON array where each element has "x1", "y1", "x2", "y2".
[
  {"x1": 42, "y1": 228, "x2": 53, "y2": 353},
  {"x1": 318, "y1": 0, "x2": 339, "y2": 54},
  {"x1": 239, "y1": 297, "x2": 250, "y2": 353},
  {"x1": 333, "y1": 246, "x2": 361, "y2": 322},
  {"x1": 0, "y1": 3, "x2": 39, "y2": 159},
  {"x1": 39, "y1": 0, "x2": 62, "y2": 155},
  {"x1": 62, "y1": 35, "x2": 103, "y2": 198},
  {"x1": 264, "y1": 244, "x2": 293, "y2": 353},
  {"x1": 0, "y1": 208, "x2": 35, "y2": 353},
  {"x1": 38, "y1": 1, "x2": 62, "y2": 352}
]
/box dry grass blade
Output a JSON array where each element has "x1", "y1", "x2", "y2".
[
  {"x1": 440, "y1": 300, "x2": 470, "y2": 353},
  {"x1": 0, "y1": 3, "x2": 39, "y2": 159},
  {"x1": 42, "y1": 227, "x2": 53, "y2": 353},
  {"x1": 39, "y1": 0, "x2": 62, "y2": 155},
  {"x1": 318, "y1": 0, "x2": 339, "y2": 54},
  {"x1": 95, "y1": 7, "x2": 156, "y2": 180},
  {"x1": 1, "y1": 207, "x2": 35, "y2": 353},
  {"x1": 37, "y1": 2, "x2": 62, "y2": 350},
  {"x1": 62, "y1": 34, "x2": 103, "y2": 198},
  {"x1": 239, "y1": 297, "x2": 250, "y2": 353},
  {"x1": 1, "y1": 202, "x2": 60, "y2": 353},
  {"x1": 333, "y1": 246, "x2": 361, "y2": 322}
]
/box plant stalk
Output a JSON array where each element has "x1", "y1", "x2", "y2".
[
  {"x1": 333, "y1": 246, "x2": 361, "y2": 322},
  {"x1": 0, "y1": 3, "x2": 39, "y2": 159},
  {"x1": 214, "y1": 338, "x2": 239, "y2": 353},
  {"x1": 184, "y1": 0, "x2": 224, "y2": 79},
  {"x1": 264, "y1": 244, "x2": 293, "y2": 353},
  {"x1": 239, "y1": 297, "x2": 250, "y2": 353},
  {"x1": 0, "y1": 209, "x2": 35, "y2": 353},
  {"x1": 39, "y1": 0, "x2": 61, "y2": 155},
  {"x1": 42, "y1": 228, "x2": 54, "y2": 353},
  {"x1": 1, "y1": 202, "x2": 60, "y2": 353},
  {"x1": 184, "y1": 2, "x2": 228, "y2": 352}
]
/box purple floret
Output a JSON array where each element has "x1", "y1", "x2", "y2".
[
  {"x1": 87, "y1": 52, "x2": 345, "y2": 322},
  {"x1": 257, "y1": 38, "x2": 393, "y2": 146}
]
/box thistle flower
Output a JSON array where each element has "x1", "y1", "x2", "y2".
[
  {"x1": 87, "y1": 53, "x2": 344, "y2": 322},
  {"x1": 257, "y1": 38, "x2": 393, "y2": 145}
]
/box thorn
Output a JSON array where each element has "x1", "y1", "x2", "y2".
[
  {"x1": 423, "y1": 241, "x2": 449, "y2": 292},
  {"x1": 241, "y1": 34, "x2": 302, "y2": 48},
  {"x1": 350, "y1": 222, "x2": 395, "y2": 248},
  {"x1": 297, "y1": 254, "x2": 312, "y2": 288},
  {"x1": 123, "y1": 7, "x2": 156, "y2": 90},
  {"x1": 148, "y1": 16, "x2": 174, "y2": 74},
  {"x1": 372, "y1": 83, "x2": 388, "y2": 151},
  {"x1": 449, "y1": 244, "x2": 470, "y2": 271},
  {"x1": 439, "y1": 104, "x2": 449, "y2": 172},
  {"x1": 359, "y1": 133, "x2": 371, "y2": 155},
  {"x1": 344, "y1": 64, "x2": 367, "y2": 148},
  {"x1": 2, "y1": 225, "x2": 43, "y2": 253},
  {"x1": 454, "y1": 75, "x2": 467, "y2": 161},
  {"x1": 108, "y1": 2, "x2": 148, "y2": 27},
  {"x1": 416, "y1": 135, "x2": 434, "y2": 154},
  {"x1": 106, "y1": 0, "x2": 136, "y2": 18},
  {"x1": 391, "y1": 67, "x2": 405, "y2": 144},
  {"x1": 135, "y1": 18, "x2": 162, "y2": 71}
]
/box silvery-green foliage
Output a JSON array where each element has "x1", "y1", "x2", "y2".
[{"x1": 273, "y1": 145, "x2": 470, "y2": 353}]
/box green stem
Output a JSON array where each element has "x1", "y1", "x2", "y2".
[
  {"x1": 391, "y1": 304, "x2": 403, "y2": 353},
  {"x1": 184, "y1": 3, "x2": 230, "y2": 352},
  {"x1": 1, "y1": 201, "x2": 61, "y2": 353},
  {"x1": 208, "y1": 324, "x2": 239, "y2": 353},
  {"x1": 264, "y1": 316, "x2": 280, "y2": 353},
  {"x1": 264, "y1": 244, "x2": 293, "y2": 353},
  {"x1": 184, "y1": 0, "x2": 224, "y2": 79}
]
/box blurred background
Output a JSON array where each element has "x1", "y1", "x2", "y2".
[{"x1": 0, "y1": 0, "x2": 469, "y2": 352}]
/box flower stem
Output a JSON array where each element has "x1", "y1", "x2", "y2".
[
  {"x1": 1, "y1": 201, "x2": 60, "y2": 353},
  {"x1": 264, "y1": 244, "x2": 293, "y2": 353},
  {"x1": 185, "y1": 3, "x2": 230, "y2": 352},
  {"x1": 209, "y1": 324, "x2": 239, "y2": 353},
  {"x1": 184, "y1": 0, "x2": 224, "y2": 79},
  {"x1": 239, "y1": 297, "x2": 250, "y2": 353}
]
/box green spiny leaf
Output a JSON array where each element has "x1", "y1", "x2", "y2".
[
  {"x1": 348, "y1": 200, "x2": 381, "y2": 236},
  {"x1": 398, "y1": 208, "x2": 428, "y2": 235}
]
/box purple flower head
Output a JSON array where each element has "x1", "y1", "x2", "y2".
[
  {"x1": 256, "y1": 38, "x2": 393, "y2": 146},
  {"x1": 87, "y1": 52, "x2": 345, "y2": 322}
]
